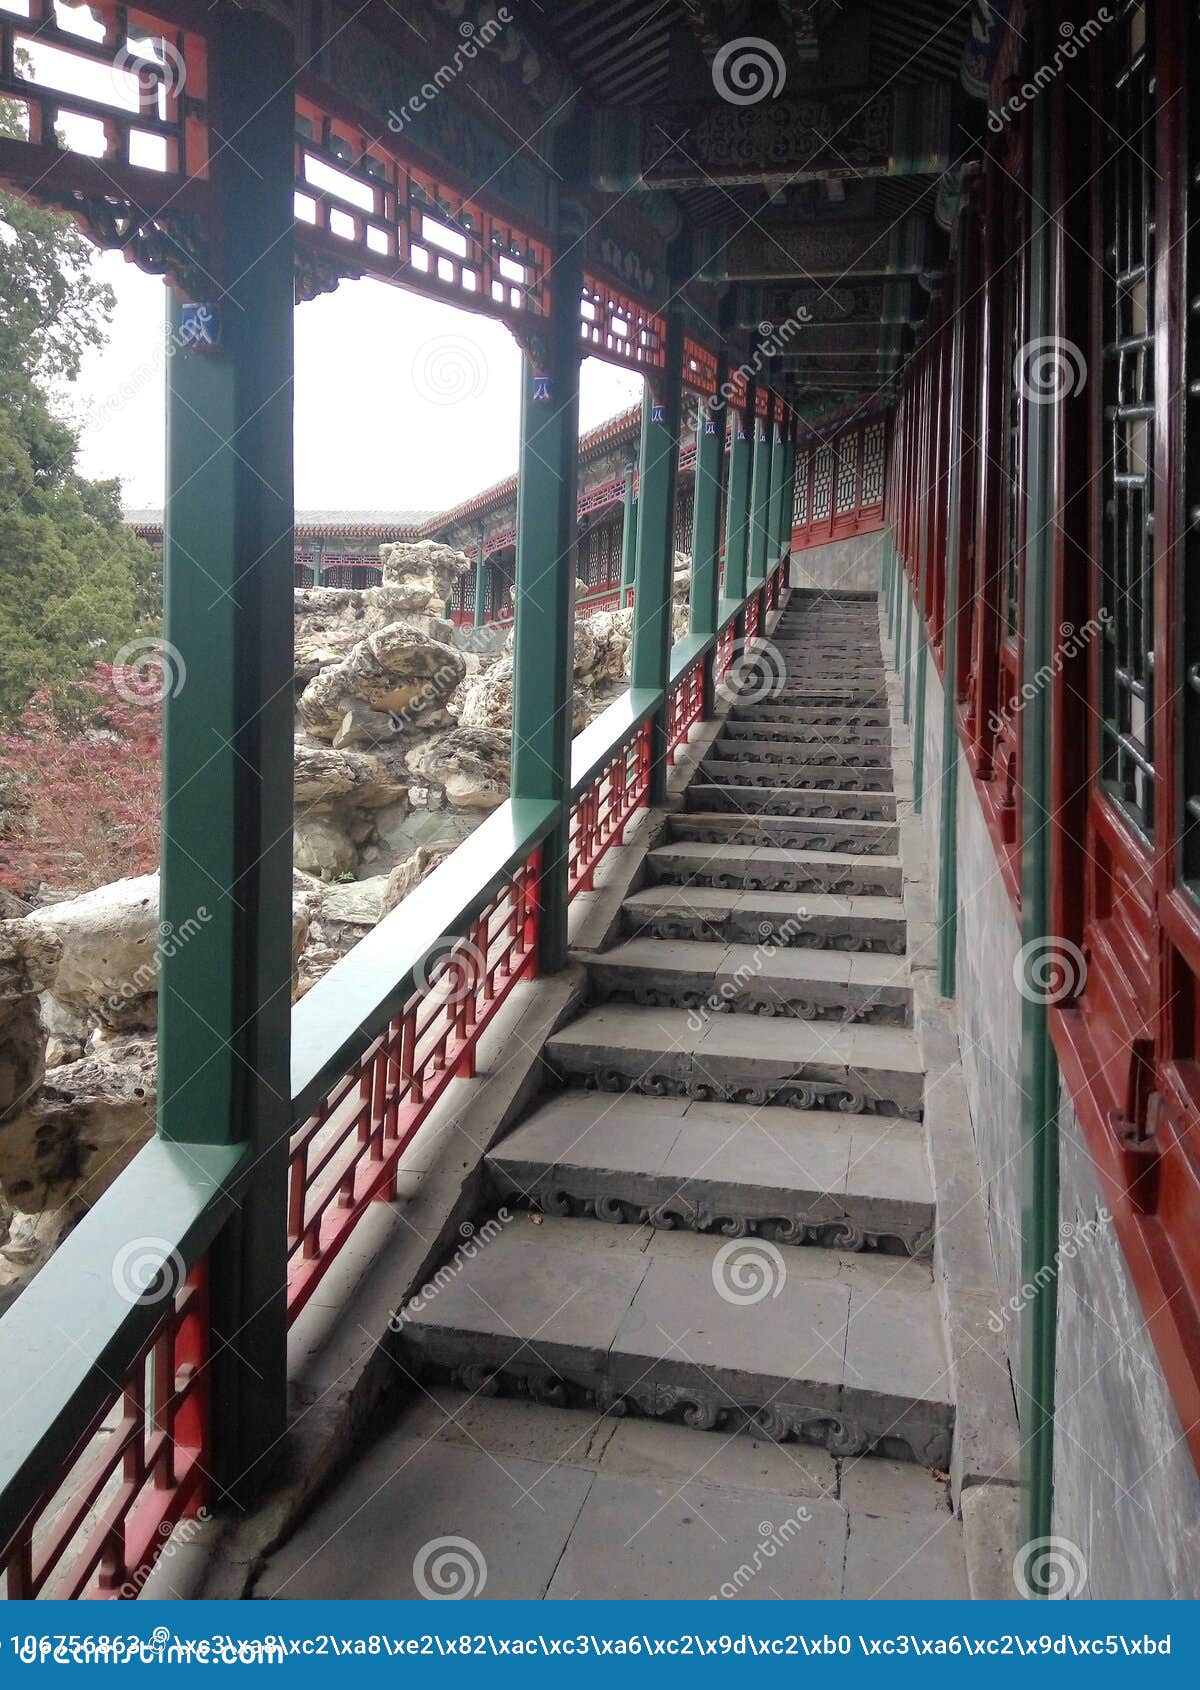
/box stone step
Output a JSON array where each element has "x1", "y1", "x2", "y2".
[
  {"x1": 647, "y1": 840, "x2": 903, "y2": 897},
  {"x1": 716, "y1": 733, "x2": 892, "y2": 765},
  {"x1": 395, "y1": 1222, "x2": 951, "y2": 1465},
  {"x1": 730, "y1": 705, "x2": 889, "y2": 731},
  {"x1": 696, "y1": 771, "x2": 897, "y2": 813},
  {"x1": 621, "y1": 885, "x2": 906, "y2": 953},
  {"x1": 723, "y1": 723, "x2": 892, "y2": 743},
  {"x1": 684, "y1": 784, "x2": 902, "y2": 830},
  {"x1": 721, "y1": 709, "x2": 891, "y2": 730},
  {"x1": 545, "y1": 1003, "x2": 922, "y2": 1118},
  {"x1": 486, "y1": 1090, "x2": 932, "y2": 1253},
  {"x1": 583, "y1": 936, "x2": 911, "y2": 1025},
  {"x1": 730, "y1": 699, "x2": 885, "y2": 719},
  {"x1": 705, "y1": 753, "x2": 893, "y2": 787},
  {"x1": 669, "y1": 810, "x2": 899, "y2": 855}
]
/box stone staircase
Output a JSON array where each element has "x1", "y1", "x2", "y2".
[{"x1": 397, "y1": 593, "x2": 951, "y2": 1473}]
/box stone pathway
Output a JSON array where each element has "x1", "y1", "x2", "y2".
[{"x1": 258, "y1": 593, "x2": 970, "y2": 1601}]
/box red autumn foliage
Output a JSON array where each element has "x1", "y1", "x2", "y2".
[{"x1": 0, "y1": 663, "x2": 161, "y2": 902}]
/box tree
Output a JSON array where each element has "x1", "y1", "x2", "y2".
[
  {"x1": 0, "y1": 663, "x2": 161, "y2": 901},
  {"x1": 0, "y1": 105, "x2": 161, "y2": 722}
]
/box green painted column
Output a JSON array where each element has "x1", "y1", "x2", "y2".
[
  {"x1": 630, "y1": 309, "x2": 685, "y2": 804},
  {"x1": 510, "y1": 210, "x2": 584, "y2": 974},
  {"x1": 722, "y1": 406, "x2": 752, "y2": 604},
  {"x1": 690, "y1": 387, "x2": 725, "y2": 717},
  {"x1": 1016, "y1": 1, "x2": 1061, "y2": 1587},
  {"x1": 619, "y1": 459, "x2": 637, "y2": 601},
  {"x1": 473, "y1": 524, "x2": 487, "y2": 628},
  {"x1": 938, "y1": 267, "x2": 968, "y2": 1000},
  {"x1": 159, "y1": 2, "x2": 294, "y2": 1501},
  {"x1": 746, "y1": 407, "x2": 772, "y2": 588}
]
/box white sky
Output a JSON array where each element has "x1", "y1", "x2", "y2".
[{"x1": 66, "y1": 252, "x2": 647, "y2": 513}]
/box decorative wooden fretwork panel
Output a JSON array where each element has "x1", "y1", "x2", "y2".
[
  {"x1": 293, "y1": 92, "x2": 549, "y2": 322},
  {"x1": 580, "y1": 273, "x2": 666, "y2": 373}
]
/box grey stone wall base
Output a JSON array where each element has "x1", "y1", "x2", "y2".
[{"x1": 879, "y1": 601, "x2": 1020, "y2": 1579}]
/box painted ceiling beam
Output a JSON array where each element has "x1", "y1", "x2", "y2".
[
  {"x1": 699, "y1": 215, "x2": 933, "y2": 283},
  {"x1": 735, "y1": 278, "x2": 923, "y2": 328},
  {"x1": 592, "y1": 82, "x2": 953, "y2": 191}
]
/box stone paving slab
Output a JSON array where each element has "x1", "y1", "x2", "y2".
[
  {"x1": 544, "y1": 1472, "x2": 848, "y2": 1600},
  {"x1": 621, "y1": 883, "x2": 906, "y2": 952},
  {"x1": 258, "y1": 1436, "x2": 596, "y2": 1600}
]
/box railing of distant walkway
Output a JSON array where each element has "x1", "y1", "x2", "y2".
[{"x1": 0, "y1": 556, "x2": 786, "y2": 1599}]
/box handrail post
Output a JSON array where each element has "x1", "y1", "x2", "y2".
[
  {"x1": 630, "y1": 307, "x2": 685, "y2": 804},
  {"x1": 159, "y1": 2, "x2": 295, "y2": 1504},
  {"x1": 510, "y1": 203, "x2": 584, "y2": 974},
  {"x1": 689, "y1": 361, "x2": 726, "y2": 719}
]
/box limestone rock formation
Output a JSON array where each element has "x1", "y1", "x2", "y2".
[
  {"x1": 16, "y1": 875, "x2": 161, "y2": 1036},
  {"x1": 378, "y1": 538, "x2": 469, "y2": 615},
  {"x1": 297, "y1": 624, "x2": 466, "y2": 747},
  {"x1": 405, "y1": 727, "x2": 511, "y2": 811}
]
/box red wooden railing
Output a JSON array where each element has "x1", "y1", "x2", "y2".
[
  {"x1": 2, "y1": 1267, "x2": 209, "y2": 1601},
  {"x1": 568, "y1": 721, "x2": 652, "y2": 896},
  {"x1": 667, "y1": 657, "x2": 705, "y2": 762},
  {"x1": 286, "y1": 849, "x2": 542, "y2": 1322}
]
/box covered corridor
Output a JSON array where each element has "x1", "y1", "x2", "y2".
[{"x1": 1, "y1": 0, "x2": 1198, "y2": 1605}]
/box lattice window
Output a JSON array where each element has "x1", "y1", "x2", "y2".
[
  {"x1": 861, "y1": 421, "x2": 886, "y2": 506},
  {"x1": 812, "y1": 444, "x2": 833, "y2": 522},
  {"x1": 1099, "y1": 0, "x2": 1157, "y2": 840},
  {"x1": 794, "y1": 449, "x2": 810, "y2": 526},
  {"x1": 835, "y1": 430, "x2": 860, "y2": 515}
]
